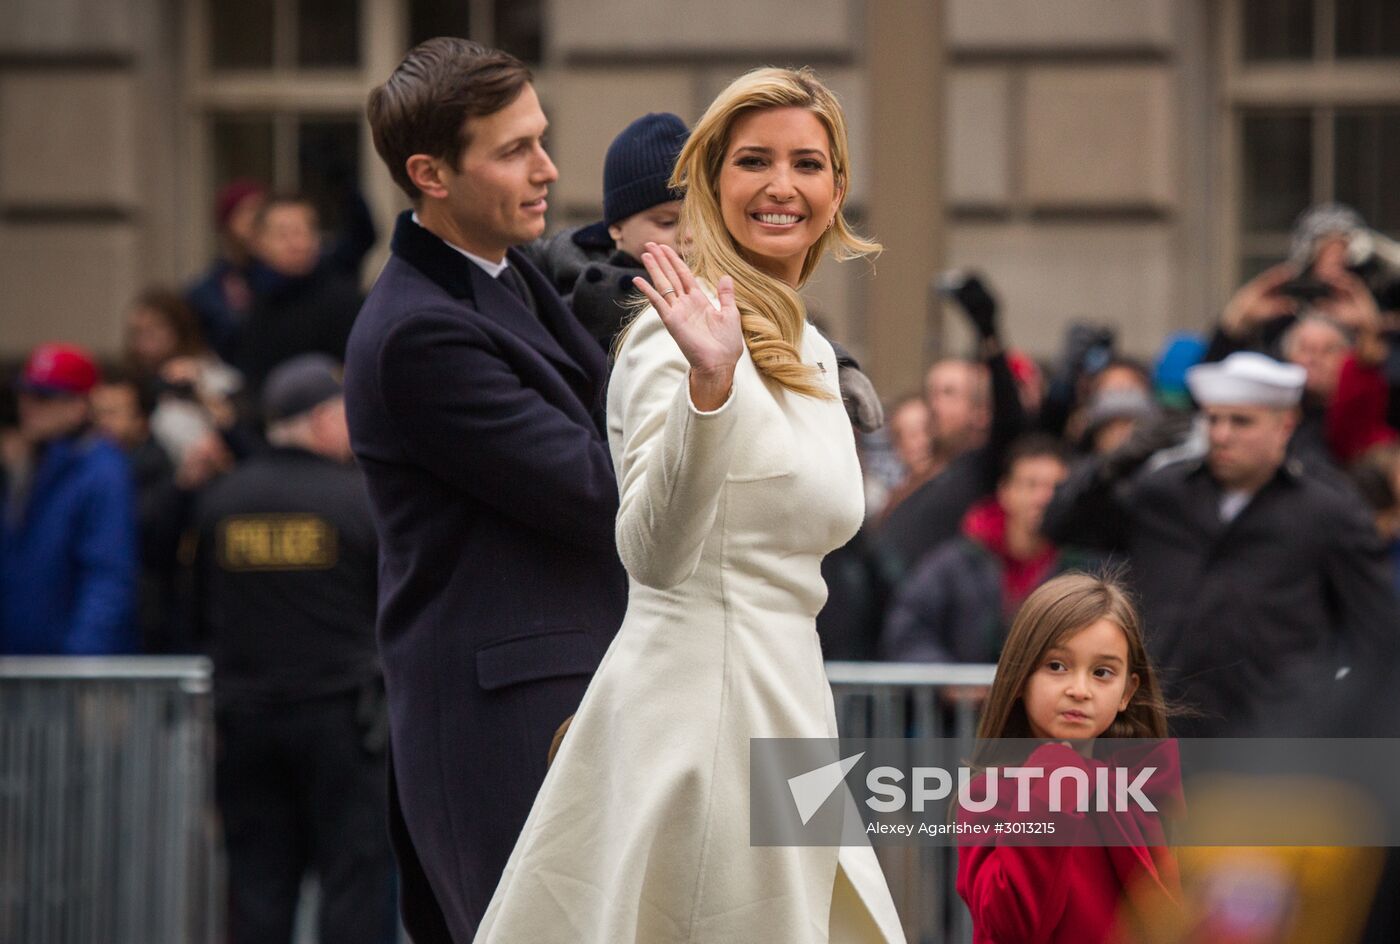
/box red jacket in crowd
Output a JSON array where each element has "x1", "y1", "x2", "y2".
[{"x1": 1326, "y1": 352, "x2": 1399, "y2": 465}]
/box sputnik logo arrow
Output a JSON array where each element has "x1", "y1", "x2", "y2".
[{"x1": 787, "y1": 752, "x2": 865, "y2": 825}]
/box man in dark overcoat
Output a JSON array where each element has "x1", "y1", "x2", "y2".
[{"x1": 344, "y1": 38, "x2": 627, "y2": 942}]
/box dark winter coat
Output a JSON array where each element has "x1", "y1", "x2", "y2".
[
  {"x1": 343, "y1": 212, "x2": 627, "y2": 943},
  {"x1": 1043, "y1": 454, "x2": 1400, "y2": 735},
  {"x1": 0, "y1": 432, "x2": 137, "y2": 654},
  {"x1": 233, "y1": 260, "x2": 363, "y2": 395},
  {"x1": 872, "y1": 350, "x2": 1027, "y2": 586},
  {"x1": 881, "y1": 499, "x2": 1088, "y2": 664},
  {"x1": 569, "y1": 251, "x2": 648, "y2": 351},
  {"x1": 519, "y1": 223, "x2": 614, "y2": 299}
]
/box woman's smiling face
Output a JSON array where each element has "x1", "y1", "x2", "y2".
[{"x1": 716, "y1": 106, "x2": 841, "y2": 286}]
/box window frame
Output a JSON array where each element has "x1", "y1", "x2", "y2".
[
  {"x1": 1219, "y1": 0, "x2": 1400, "y2": 298},
  {"x1": 180, "y1": 0, "x2": 419, "y2": 282}
]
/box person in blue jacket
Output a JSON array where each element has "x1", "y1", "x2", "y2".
[{"x1": 1, "y1": 343, "x2": 137, "y2": 654}]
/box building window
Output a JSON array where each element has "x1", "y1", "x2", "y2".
[
  {"x1": 211, "y1": 115, "x2": 362, "y2": 231},
  {"x1": 1336, "y1": 0, "x2": 1400, "y2": 59},
  {"x1": 407, "y1": 0, "x2": 542, "y2": 62},
  {"x1": 1229, "y1": 0, "x2": 1400, "y2": 280},
  {"x1": 1238, "y1": 107, "x2": 1400, "y2": 277},
  {"x1": 209, "y1": 0, "x2": 362, "y2": 71},
  {"x1": 186, "y1": 0, "x2": 545, "y2": 275}
]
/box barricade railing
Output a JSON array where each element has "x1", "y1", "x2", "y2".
[
  {"x1": 827, "y1": 661, "x2": 996, "y2": 944},
  {"x1": 0, "y1": 657, "x2": 216, "y2": 944}
]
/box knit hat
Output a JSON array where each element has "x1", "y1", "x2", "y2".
[
  {"x1": 19, "y1": 342, "x2": 100, "y2": 397},
  {"x1": 263, "y1": 354, "x2": 343, "y2": 423},
  {"x1": 215, "y1": 178, "x2": 267, "y2": 231},
  {"x1": 603, "y1": 113, "x2": 689, "y2": 226}
]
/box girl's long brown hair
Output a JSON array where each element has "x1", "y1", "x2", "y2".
[{"x1": 972, "y1": 571, "x2": 1168, "y2": 767}]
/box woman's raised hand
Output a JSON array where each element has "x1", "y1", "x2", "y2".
[{"x1": 633, "y1": 242, "x2": 743, "y2": 411}]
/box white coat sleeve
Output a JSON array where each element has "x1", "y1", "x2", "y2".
[{"x1": 609, "y1": 309, "x2": 739, "y2": 590}]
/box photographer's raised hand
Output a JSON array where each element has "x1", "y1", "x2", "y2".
[
  {"x1": 633, "y1": 242, "x2": 744, "y2": 412},
  {"x1": 943, "y1": 271, "x2": 1000, "y2": 341},
  {"x1": 1221, "y1": 262, "x2": 1299, "y2": 338}
]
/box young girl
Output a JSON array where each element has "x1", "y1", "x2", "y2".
[{"x1": 957, "y1": 571, "x2": 1180, "y2": 944}]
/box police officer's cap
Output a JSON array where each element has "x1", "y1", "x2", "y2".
[{"x1": 263, "y1": 354, "x2": 343, "y2": 423}]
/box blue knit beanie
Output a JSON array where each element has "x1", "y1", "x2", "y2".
[{"x1": 602, "y1": 113, "x2": 689, "y2": 226}]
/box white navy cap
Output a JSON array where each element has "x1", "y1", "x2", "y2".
[{"x1": 1186, "y1": 351, "x2": 1306, "y2": 409}]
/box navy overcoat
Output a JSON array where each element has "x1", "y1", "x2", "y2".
[{"x1": 344, "y1": 211, "x2": 627, "y2": 942}]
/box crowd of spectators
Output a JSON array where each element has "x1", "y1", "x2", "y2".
[
  {"x1": 821, "y1": 201, "x2": 1400, "y2": 742},
  {"x1": 7, "y1": 191, "x2": 1400, "y2": 734},
  {"x1": 3, "y1": 115, "x2": 1400, "y2": 937}
]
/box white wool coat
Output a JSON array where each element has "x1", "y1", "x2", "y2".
[{"x1": 474, "y1": 305, "x2": 906, "y2": 943}]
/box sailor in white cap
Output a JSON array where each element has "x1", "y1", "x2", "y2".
[
  {"x1": 1044, "y1": 349, "x2": 1398, "y2": 737},
  {"x1": 1186, "y1": 352, "x2": 1307, "y2": 521}
]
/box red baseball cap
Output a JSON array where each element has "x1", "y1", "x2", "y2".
[{"x1": 19, "y1": 342, "x2": 100, "y2": 396}]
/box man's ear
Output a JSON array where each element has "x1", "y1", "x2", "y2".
[
  {"x1": 405, "y1": 154, "x2": 449, "y2": 200},
  {"x1": 1283, "y1": 407, "x2": 1302, "y2": 436},
  {"x1": 607, "y1": 223, "x2": 624, "y2": 243}
]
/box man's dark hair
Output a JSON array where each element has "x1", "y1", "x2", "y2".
[
  {"x1": 1000, "y1": 433, "x2": 1070, "y2": 482},
  {"x1": 367, "y1": 38, "x2": 532, "y2": 200},
  {"x1": 98, "y1": 365, "x2": 159, "y2": 419}
]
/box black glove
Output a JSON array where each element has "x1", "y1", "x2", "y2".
[
  {"x1": 939, "y1": 270, "x2": 999, "y2": 340},
  {"x1": 1099, "y1": 408, "x2": 1193, "y2": 482}
]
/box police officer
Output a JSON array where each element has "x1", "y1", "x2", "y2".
[{"x1": 192, "y1": 354, "x2": 391, "y2": 944}]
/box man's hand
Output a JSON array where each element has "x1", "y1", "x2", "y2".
[
  {"x1": 1222, "y1": 262, "x2": 1299, "y2": 338},
  {"x1": 1319, "y1": 271, "x2": 1387, "y2": 366},
  {"x1": 1100, "y1": 409, "x2": 1193, "y2": 482}
]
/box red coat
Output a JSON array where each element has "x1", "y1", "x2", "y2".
[
  {"x1": 957, "y1": 741, "x2": 1182, "y2": 944},
  {"x1": 1326, "y1": 352, "x2": 1398, "y2": 465}
]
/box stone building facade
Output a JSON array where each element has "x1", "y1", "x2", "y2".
[{"x1": 2, "y1": 0, "x2": 1396, "y2": 396}]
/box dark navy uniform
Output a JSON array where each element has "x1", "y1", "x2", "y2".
[
  {"x1": 193, "y1": 445, "x2": 392, "y2": 944},
  {"x1": 1044, "y1": 455, "x2": 1400, "y2": 736}
]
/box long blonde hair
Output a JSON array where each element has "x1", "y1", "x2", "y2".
[{"x1": 670, "y1": 67, "x2": 881, "y2": 398}]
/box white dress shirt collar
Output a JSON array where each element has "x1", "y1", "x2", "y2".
[{"x1": 411, "y1": 211, "x2": 509, "y2": 278}]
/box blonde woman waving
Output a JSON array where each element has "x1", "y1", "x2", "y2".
[{"x1": 476, "y1": 67, "x2": 904, "y2": 944}]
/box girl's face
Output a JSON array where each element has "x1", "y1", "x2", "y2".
[
  {"x1": 717, "y1": 106, "x2": 841, "y2": 286},
  {"x1": 1022, "y1": 618, "x2": 1139, "y2": 743}
]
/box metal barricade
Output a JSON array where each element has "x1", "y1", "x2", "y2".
[
  {"x1": 827, "y1": 661, "x2": 996, "y2": 944},
  {"x1": 0, "y1": 657, "x2": 216, "y2": 944}
]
